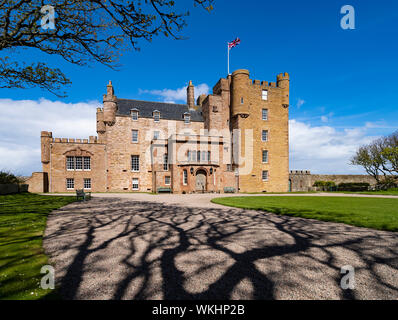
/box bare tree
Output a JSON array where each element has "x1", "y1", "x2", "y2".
[{"x1": 0, "y1": 0, "x2": 214, "y2": 96}]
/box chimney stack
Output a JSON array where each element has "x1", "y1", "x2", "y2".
[{"x1": 187, "y1": 80, "x2": 195, "y2": 110}]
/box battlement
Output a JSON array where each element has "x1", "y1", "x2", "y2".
[
  {"x1": 277, "y1": 72, "x2": 290, "y2": 81},
  {"x1": 290, "y1": 170, "x2": 311, "y2": 175},
  {"x1": 50, "y1": 135, "x2": 99, "y2": 144}
]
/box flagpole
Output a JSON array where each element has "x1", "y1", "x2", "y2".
[{"x1": 227, "y1": 44, "x2": 230, "y2": 75}]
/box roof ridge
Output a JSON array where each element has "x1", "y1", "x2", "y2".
[{"x1": 117, "y1": 98, "x2": 188, "y2": 107}]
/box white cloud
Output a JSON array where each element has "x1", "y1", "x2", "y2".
[
  {"x1": 320, "y1": 115, "x2": 328, "y2": 123},
  {"x1": 140, "y1": 83, "x2": 210, "y2": 103},
  {"x1": 0, "y1": 97, "x2": 382, "y2": 177},
  {"x1": 296, "y1": 98, "x2": 305, "y2": 108},
  {"x1": 0, "y1": 98, "x2": 98, "y2": 175},
  {"x1": 289, "y1": 119, "x2": 378, "y2": 174}
]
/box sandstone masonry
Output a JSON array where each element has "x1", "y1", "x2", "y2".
[{"x1": 27, "y1": 69, "x2": 290, "y2": 193}]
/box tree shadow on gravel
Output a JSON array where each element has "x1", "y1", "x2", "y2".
[{"x1": 43, "y1": 198, "x2": 398, "y2": 300}]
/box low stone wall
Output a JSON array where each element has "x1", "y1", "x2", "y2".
[
  {"x1": 289, "y1": 171, "x2": 377, "y2": 192},
  {"x1": 0, "y1": 184, "x2": 29, "y2": 195},
  {"x1": 24, "y1": 172, "x2": 48, "y2": 193}
]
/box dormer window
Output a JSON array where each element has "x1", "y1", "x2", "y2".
[
  {"x1": 184, "y1": 112, "x2": 190, "y2": 124},
  {"x1": 153, "y1": 110, "x2": 160, "y2": 122},
  {"x1": 131, "y1": 109, "x2": 139, "y2": 121}
]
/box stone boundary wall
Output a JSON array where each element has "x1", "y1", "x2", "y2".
[
  {"x1": 24, "y1": 172, "x2": 48, "y2": 193},
  {"x1": 289, "y1": 171, "x2": 377, "y2": 192},
  {"x1": 0, "y1": 184, "x2": 29, "y2": 195}
]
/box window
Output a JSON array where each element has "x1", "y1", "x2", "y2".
[
  {"x1": 84, "y1": 178, "x2": 91, "y2": 189},
  {"x1": 226, "y1": 164, "x2": 232, "y2": 172},
  {"x1": 163, "y1": 154, "x2": 168, "y2": 171},
  {"x1": 201, "y1": 150, "x2": 206, "y2": 162},
  {"x1": 183, "y1": 170, "x2": 188, "y2": 185},
  {"x1": 262, "y1": 170, "x2": 269, "y2": 181},
  {"x1": 153, "y1": 111, "x2": 160, "y2": 122},
  {"x1": 132, "y1": 178, "x2": 139, "y2": 190},
  {"x1": 262, "y1": 150, "x2": 268, "y2": 163},
  {"x1": 184, "y1": 114, "x2": 190, "y2": 124},
  {"x1": 191, "y1": 151, "x2": 197, "y2": 162},
  {"x1": 165, "y1": 176, "x2": 171, "y2": 185},
  {"x1": 131, "y1": 110, "x2": 138, "y2": 121},
  {"x1": 153, "y1": 131, "x2": 159, "y2": 140},
  {"x1": 131, "y1": 155, "x2": 140, "y2": 172},
  {"x1": 208, "y1": 151, "x2": 211, "y2": 162},
  {"x1": 84, "y1": 157, "x2": 91, "y2": 170},
  {"x1": 132, "y1": 130, "x2": 138, "y2": 143},
  {"x1": 66, "y1": 178, "x2": 74, "y2": 189},
  {"x1": 262, "y1": 90, "x2": 268, "y2": 101},
  {"x1": 75, "y1": 156, "x2": 83, "y2": 170},
  {"x1": 262, "y1": 130, "x2": 269, "y2": 142},
  {"x1": 66, "y1": 156, "x2": 74, "y2": 170},
  {"x1": 262, "y1": 109, "x2": 268, "y2": 120},
  {"x1": 197, "y1": 151, "x2": 201, "y2": 162},
  {"x1": 67, "y1": 156, "x2": 90, "y2": 171},
  {"x1": 240, "y1": 97, "x2": 244, "y2": 104}
]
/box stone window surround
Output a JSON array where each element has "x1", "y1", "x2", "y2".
[
  {"x1": 66, "y1": 156, "x2": 91, "y2": 171},
  {"x1": 66, "y1": 178, "x2": 74, "y2": 189},
  {"x1": 132, "y1": 178, "x2": 139, "y2": 190},
  {"x1": 84, "y1": 178, "x2": 91, "y2": 189},
  {"x1": 262, "y1": 150, "x2": 269, "y2": 163},
  {"x1": 262, "y1": 129, "x2": 269, "y2": 142},
  {"x1": 64, "y1": 148, "x2": 93, "y2": 172},
  {"x1": 131, "y1": 155, "x2": 140, "y2": 172},
  {"x1": 165, "y1": 176, "x2": 171, "y2": 185},
  {"x1": 132, "y1": 129, "x2": 139, "y2": 143},
  {"x1": 262, "y1": 170, "x2": 269, "y2": 181}
]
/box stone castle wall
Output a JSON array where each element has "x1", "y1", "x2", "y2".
[{"x1": 289, "y1": 170, "x2": 378, "y2": 192}]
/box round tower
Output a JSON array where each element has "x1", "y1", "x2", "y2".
[
  {"x1": 103, "y1": 80, "x2": 117, "y2": 125},
  {"x1": 277, "y1": 72, "x2": 290, "y2": 107},
  {"x1": 187, "y1": 80, "x2": 195, "y2": 110},
  {"x1": 231, "y1": 69, "x2": 250, "y2": 117}
]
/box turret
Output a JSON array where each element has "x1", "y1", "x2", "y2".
[
  {"x1": 103, "y1": 80, "x2": 117, "y2": 125},
  {"x1": 277, "y1": 72, "x2": 290, "y2": 107},
  {"x1": 41, "y1": 131, "x2": 52, "y2": 163},
  {"x1": 96, "y1": 107, "x2": 106, "y2": 133},
  {"x1": 231, "y1": 69, "x2": 250, "y2": 118},
  {"x1": 187, "y1": 80, "x2": 195, "y2": 110}
]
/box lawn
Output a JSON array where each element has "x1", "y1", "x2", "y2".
[
  {"x1": 211, "y1": 196, "x2": 398, "y2": 232},
  {"x1": 0, "y1": 193, "x2": 76, "y2": 300}
]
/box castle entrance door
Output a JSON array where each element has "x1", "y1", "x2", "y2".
[{"x1": 195, "y1": 170, "x2": 207, "y2": 192}]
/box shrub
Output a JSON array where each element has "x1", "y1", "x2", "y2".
[
  {"x1": 376, "y1": 176, "x2": 398, "y2": 190},
  {"x1": 0, "y1": 171, "x2": 22, "y2": 184},
  {"x1": 313, "y1": 181, "x2": 336, "y2": 191},
  {"x1": 337, "y1": 182, "x2": 370, "y2": 192}
]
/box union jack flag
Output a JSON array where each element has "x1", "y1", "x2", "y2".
[{"x1": 228, "y1": 37, "x2": 241, "y2": 49}]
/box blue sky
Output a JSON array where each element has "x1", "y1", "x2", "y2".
[{"x1": 1, "y1": 0, "x2": 398, "y2": 175}]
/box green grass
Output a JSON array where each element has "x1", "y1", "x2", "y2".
[
  {"x1": 0, "y1": 193, "x2": 76, "y2": 300},
  {"x1": 343, "y1": 190, "x2": 398, "y2": 196},
  {"x1": 211, "y1": 196, "x2": 398, "y2": 232}
]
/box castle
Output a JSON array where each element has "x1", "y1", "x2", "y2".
[{"x1": 28, "y1": 69, "x2": 290, "y2": 193}]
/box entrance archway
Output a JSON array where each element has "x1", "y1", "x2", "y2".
[{"x1": 195, "y1": 169, "x2": 207, "y2": 192}]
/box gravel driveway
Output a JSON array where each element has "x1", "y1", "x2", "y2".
[{"x1": 43, "y1": 195, "x2": 398, "y2": 300}]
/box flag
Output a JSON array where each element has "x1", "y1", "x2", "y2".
[{"x1": 228, "y1": 37, "x2": 241, "y2": 49}]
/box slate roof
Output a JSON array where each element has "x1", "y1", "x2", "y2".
[{"x1": 116, "y1": 99, "x2": 204, "y2": 122}]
